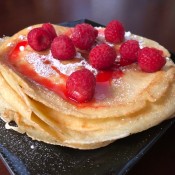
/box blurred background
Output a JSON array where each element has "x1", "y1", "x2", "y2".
[
  {"x1": 0, "y1": 0, "x2": 175, "y2": 174},
  {"x1": 0, "y1": 0, "x2": 175, "y2": 51}
]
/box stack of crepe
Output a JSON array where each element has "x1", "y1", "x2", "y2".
[{"x1": 0, "y1": 24, "x2": 175, "y2": 149}]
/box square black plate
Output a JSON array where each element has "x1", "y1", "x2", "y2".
[{"x1": 0, "y1": 19, "x2": 175, "y2": 175}]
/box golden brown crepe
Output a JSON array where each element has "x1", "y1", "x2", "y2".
[{"x1": 0, "y1": 24, "x2": 175, "y2": 149}]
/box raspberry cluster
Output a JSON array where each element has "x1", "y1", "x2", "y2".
[
  {"x1": 118, "y1": 40, "x2": 166, "y2": 72},
  {"x1": 27, "y1": 21, "x2": 166, "y2": 103}
]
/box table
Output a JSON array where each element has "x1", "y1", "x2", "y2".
[{"x1": 0, "y1": 0, "x2": 175, "y2": 174}]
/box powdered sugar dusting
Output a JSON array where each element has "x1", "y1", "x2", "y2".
[
  {"x1": 0, "y1": 37, "x2": 13, "y2": 46},
  {"x1": 166, "y1": 57, "x2": 170, "y2": 61},
  {"x1": 125, "y1": 31, "x2": 132, "y2": 40},
  {"x1": 7, "y1": 42, "x2": 14, "y2": 47},
  {"x1": 75, "y1": 52, "x2": 83, "y2": 59},
  {"x1": 50, "y1": 52, "x2": 98, "y2": 75},
  {"x1": 19, "y1": 35, "x2": 26, "y2": 40},
  {"x1": 125, "y1": 32, "x2": 145, "y2": 48},
  {"x1": 25, "y1": 52, "x2": 98, "y2": 77},
  {"x1": 95, "y1": 27, "x2": 114, "y2": 47},
  {"x1": 96, "y1": 29, "x2": 106, "y2": 44},
  {"x1": 137, "y1": 37, "x2": 144, "y2": 49},
  {"x1": 95, "y1": 29, "x2": 144, "y2": 48},
  {"x1": 27, "y1": 26, "x2": 33, "y2": 30},
  {"x1": 25, "y1": 53, "x2": 56, "y2": 77}
]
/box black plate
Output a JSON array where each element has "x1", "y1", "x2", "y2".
[{"x1": 0, "y1": 19, "x2": 175, "y2": 175}]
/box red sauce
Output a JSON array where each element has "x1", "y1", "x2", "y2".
[
  {"x1": 8, "y1": 41, "x2": 124, "y2": 106},
  {"x1": 9, "y1": 41, "x2": 28, "y2": 63},
  {"x1": 93, "y1": 69, "x2": 123, "y2": 102},
  {"x1": 8, "y1": 41, "x2": 68, "y2": 99},
  {"x1": 96, "y1": 69, "x2": 123, "y2": 82}
]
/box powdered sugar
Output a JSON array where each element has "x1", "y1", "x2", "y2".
[
  {"x1": 95, "y1": 27, "x2": 114, "y2": 47},
  {"x1": 25, "y1": 52, "x2": 98, "y2": 77},
  {"x1": 137, "y1": 37, "x2": 144, "y2": 49},
  {"x1": 95, "y1": 29, "x2": 145, "y2": 49},
  {"x1": 25, "y1": 53, "x2": 56, "y2": 77},
  {"x1": 95, "y1": 28, "x2": 146, "y2": 49},
  {"x1": 27, "y1": 26, "x2": 33, "y2": 30},
  {"x1": 19, "y1": 35, "x2": 26, "y2": 40},
  {"x1": 7, "y1": 42, "x2": 14, "y2": 47},
  {"x1": 125, "y1": 31, "x2": 132, "y2": 40}
]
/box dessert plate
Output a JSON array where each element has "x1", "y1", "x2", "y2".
[{"x1": 0, "y1": 19, "x2": 175, "y2": 175}]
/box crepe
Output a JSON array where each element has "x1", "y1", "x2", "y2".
[{"x1": 0, "y1": 24, "x2": 175, "y2": 149}]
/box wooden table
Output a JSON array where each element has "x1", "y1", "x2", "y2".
[{"x1": 0, "y1": 0, "x2": 175, "y2": 174}]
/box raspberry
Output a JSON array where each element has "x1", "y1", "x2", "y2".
[
  {"x1": 71, "y1": 23, "x2": 97, "y2": 50},
  {"x1": 138, "y1": 47, "x2": 166, "y2": 73},
  {"x1": 66, "y1": 69, "x2": 96, "y2": 103},
  {"x1": 94, "y1": 29, "x2": 98, "y2": 38},
  {"x1": 119, "y1": 40, "x2": 140, "y2": 62},
  {"x1": 89, "y1": 44, "x2": 116, "y2": 70},
  {"x1": 27, "y1": 28, "x2": 52, "y2": 51},
  {"x1": 119, "y1": 56, "x2": 135, "y2": 66},
  {"x1": 42, "y1": 23, "x2": 57, "y2": 41},
  {"x1": 51, "y1": 35, "x2": 76, "y2": 60},
  {"x1": 105, "y1": 20, "x2": 125, "y2": 43}
]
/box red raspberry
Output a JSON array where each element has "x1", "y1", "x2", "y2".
[
  {"x1": 94, "y1": 29, "x2": 98, "y2": 38},
  {"x1": 27, "y1": 28, "x2": 52, "y2": 51},
  {"x1": 66, "y1": 69, "x2": 96, "y2": 103},
  {"x1": 119, "y1": 40, "x2": 140, "y2": 62},
  {"x1": 119, "y1": 56, "x2": 135, "y2": 66},
  {"x1": 51, "y1": 35, "x2": 76, "y2": 60},
  {"x1": 89, "y1": 44, "x2": 116, "y2": 70},
  {"x1": 42, "y1": 23, "x2": 57, "y2": 41},
  {"x1": 71, "y1": 23, "x2": 97, "y2": 50},
  {"x1": 138, "y1": 47, "x2": 166, "y2": 73},
  {"x1": 105, "y1": 20, "x2": 125, "y2": 44}
]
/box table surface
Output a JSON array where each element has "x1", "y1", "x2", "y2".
[{"x1": 0, "y1": 0, "x2": 175, "y2": 175}]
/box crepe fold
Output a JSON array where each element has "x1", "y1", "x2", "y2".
[{"x1": 0, "y1": 25, "x2": 175, "y2": 149}]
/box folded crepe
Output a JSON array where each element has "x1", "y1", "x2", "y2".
[{"x1": 0, "y1": 23, "x2": 175, "y2": 149}]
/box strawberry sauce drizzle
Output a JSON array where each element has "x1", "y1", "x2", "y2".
[
  {"x1": 8, "y1": 41, "x2": 124, "y2": 106},
  {"x1": 9, "y1": 41, "x2": 28, "y2": 62}
]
